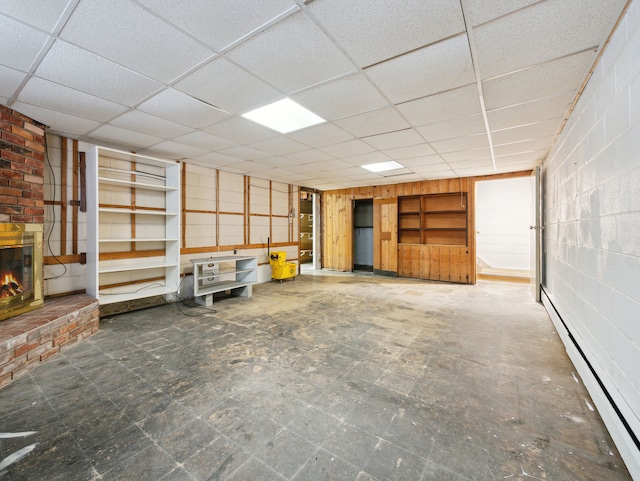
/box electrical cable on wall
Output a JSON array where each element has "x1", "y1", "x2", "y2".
[{"x1": 43, "y1": 134, "x2": 68, "y2": 281}]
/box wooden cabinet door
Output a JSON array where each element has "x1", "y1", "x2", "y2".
[{"x1": 373, "y1": 198, "x2": 397, "y2": 276}]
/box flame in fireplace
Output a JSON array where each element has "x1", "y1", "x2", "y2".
[{"x1": 1, "y1": 272, "x2": 24, "y2": 299}]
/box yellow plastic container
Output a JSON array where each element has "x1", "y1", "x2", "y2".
[{"x1": 269, "y1": 251, "x2": 296, "y2": 281}]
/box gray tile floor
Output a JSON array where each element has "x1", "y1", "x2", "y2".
[{"x1": 0, "y1": 273, "x2": 632, "y2": 480}]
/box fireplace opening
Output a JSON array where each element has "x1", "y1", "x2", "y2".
[{"x1": 0, "y1": 224, "x2": 43, "y2": 321}]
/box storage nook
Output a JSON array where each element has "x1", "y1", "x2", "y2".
[
  {"x1": 398, "y1": 193, "x2": 468, "y2": 246},
  {"x1": 86, "y1": 147, "x2": 180, "y2": 305}
]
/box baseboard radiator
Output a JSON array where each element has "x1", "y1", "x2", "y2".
[{"x1": 542, "y1": 287, "x2": 640, "y2": 480}]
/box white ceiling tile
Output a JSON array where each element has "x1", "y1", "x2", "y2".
[
  {"x1": 431, "y1": 133, "x2": 489, "y2": 154},
  {"x1": 204, "y1": 116, "x2": 277, "y2": 144},
  {"x1": 441, "y1": 148, "x2": 491, "y2": 162},
  {"x1": 285, "y1": 149, "x2": 335, "y2": 164},
  {"x1": 400, "y1": 155, "x2": 445, "y2": 168},
  {"x1": 495, "y1": 150, "x2": 547, "y2": 164},
  {"x1": 483, "y1": 50, "x2": 594, "y2": 110},
  {"x1": 219, "y1": 145, "x2": 271, "y2": 161},
  {"x1": 291, "y1": 73, "x2": 389, "y2": 121},
  {"x1": 253, "y1": 156, "x2": 292, "y2": 169},
  {"x1": 319, "y1": 139, "x2": 374, "y2": 158},
  {"x1": 0, "y1": 15, "x2": 49, "y2": 71},
  {"x1": 12, "y1": 101, "x2": 101, "y2": 136},
  {"x1": 362, "y1": 129, "x2": 424, "y2": 150},
  {"x1": 486, "y1": 92, "x2": 575, "y2": 130},
  {"x1": 172, "y1": 131, "x2": 235, "y2": 151},
  {"x1": 464, "y1": 0, "x2": 539, "y2": 26},
  {"x1": 287, "y1": 162, "x2": 330, "y2": 174},
  {"x1": 35, "y1": 41, "x2": 163, "y2": 105},
  {"x1": 343, "y1": 151, "x2": 389, "y2": 167},
  {"x1": 137, "y1": 89, "x2": 231, "y2": 129},
  {"x1": 0, "y1": 0, "x2": 73, "y2": 32},
  {"x1": 19, "y1": 77, "x2": 128, "y2": 122},
  {"x1": 451, "y1": 166, "x2": 496, "y2": 176},
  {"x1": 366, "y1": 35, "x2": 475, "y2": 104},
  {"x1": 397, "y1": 85, "x2": 482, "y2": 126},
  {"x1": 136, "y1": 0, "x2": 297, "y2": 51},
  {"x1": 232, "y1": 160, "x2": 273, "y2": 173},
  {"x1": 410, "y1": 163, "x2": 455, "y2": 174},
  {"x1": 59, "y1": 0, "x2": 213, "y2": 83},
  {"x1": 250, "y1": 136, "x2": 308, "y2": 156},
  {"x1": 417, "y1": 115, "x2": 487, "y2": 142},
  {"x1": 447, "y1": 159, "x2": 495, "y2": 169},
  {"x1": 493, "y1": 137, "x2": 553, "y2": 156},
  {"x1": 227, "y1": 12, "x2": 355, "y2": 93},
  {"x1": 175, "y1": 57, "x2": 281, "y2": 114},
  {"x1": 335, "y1": 107, "x2": 410, "y2": 138},
  {"x1": 287, "y1": 123, "x2": 354, "y2": 148},
  {"x1": 307, "y1": 0, "x2": 464, "y2": 67},
  {"x1": 146, "y1": 140, "x2": 209, "y2": 159},
  {"x1": 111, "y1": 110, "x2": 193, "y2": 139},
  {"x1": 192, "y1": 151, "x2": 247, "y2": 167},
  {"x1": 474, "y1": 0, "x2": 626, "y2": 78},
  {"x1": 0, "y1": 64, "x2": 25, "y2": 98},
  {"x1": 491, "y1": 119, "x2": 562, "y2": 145},
  {"x1": 382, "y1": 142, "x2": 435, "y2": 160},
  {"x1": 90, "y1": 124, "x2": 163, "y2": 150}
]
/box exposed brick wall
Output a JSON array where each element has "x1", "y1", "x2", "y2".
[
  {"x1": 0, "y1": 104, "x2": 46, "y2": 224},
  {"x1": 0, "y1": 294, "x2": 99, "y2": 388}
]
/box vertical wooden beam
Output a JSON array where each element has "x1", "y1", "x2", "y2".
[
  {"x1": 72, "y1": 139, "x2": 79, "y2": 255},
  {"x1": 245, "y1": 176, "x2": 249, "y2": 246},
  {"x1": 269, "y1": 180, "x2": 273, "y2": 244},
  {"x1": 215, "y1": 169, "x2": 220, "y2": 250},
  {"x1": 60, "y1": 137, "x2": 67, "y2": 255},
  {"x1": 181, "y1": 162, "x2": 187, "y2": 249}
]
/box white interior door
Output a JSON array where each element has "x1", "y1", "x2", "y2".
[{"x1": 530, "y1": 167, "x2": 542, "y2": 302}]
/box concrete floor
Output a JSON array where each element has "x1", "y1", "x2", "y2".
[{"x1": 0, "y1": 273, "x2": 632, "y2": 480}]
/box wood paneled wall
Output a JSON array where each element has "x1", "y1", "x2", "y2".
[
  {"x1": 321, "y1": 171, "x2": 532, "y2": 283},
  {"x1": 322, "y1": 177, "x2": 475, "y2": 282}
]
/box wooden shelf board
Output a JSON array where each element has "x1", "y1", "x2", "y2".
[
  {"x1": 98, "y1": 177, "x2": 177, "y2": 191},
  {"x1": 99, "y1": 261, "x2": 178, "y2": 274},
  {"x1": 99, "y1": 238, "x2": 178, "y2": 243},
  {"x1": 99, "y1": 207, "x2": 177, "y2": 216},
  {"x1": 98, "y1": 285, "x2": 176, "y2": 305}
]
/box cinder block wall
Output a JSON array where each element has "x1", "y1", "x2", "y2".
[{"x1": 542, "y1": 2, "x2": 640, "y2": 476}]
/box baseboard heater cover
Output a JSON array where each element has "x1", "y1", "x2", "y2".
[{"x1": 541, "y1": 287, "x2": 640, "y2": 480}]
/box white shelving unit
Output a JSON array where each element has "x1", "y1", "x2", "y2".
[
  {"x1": 86, "y1": 146, "x2": 180, "y2": 305},
  {"x1": 191, "y1": 256, "x2": 257, "y2": 306}
]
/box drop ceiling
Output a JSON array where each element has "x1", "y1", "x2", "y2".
[{"x1": 0, "y1": 0, "x2": 628, "y2": 190}]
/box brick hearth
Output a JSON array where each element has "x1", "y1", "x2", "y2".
[{"x1": 0, "y1": 294, "x2": 99, "y2": 388}]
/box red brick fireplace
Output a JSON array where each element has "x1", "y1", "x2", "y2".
[{"x1": 1, "y1": 105, "x2": 99, "y2": 387}]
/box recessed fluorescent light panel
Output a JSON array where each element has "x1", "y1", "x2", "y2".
[
  {"x1": 361, "y1": 160, "x2": 404, "y2": 173},
  {"x1": 242, "y1": 98, "x2": 325, "y2": 134}
]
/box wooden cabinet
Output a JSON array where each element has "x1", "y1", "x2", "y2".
[
  {"x1": 398, "y1": 193, "x2": 468, "y2": 246},
  {"x1": 86, "y1": 146, "x2": 180, "y2": 305}
]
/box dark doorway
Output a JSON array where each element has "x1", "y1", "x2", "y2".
[{"x1": 353, "y1": 199, "x2": 373, "y2": 271}]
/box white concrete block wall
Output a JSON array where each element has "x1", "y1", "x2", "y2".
[{"x1": 543, "y1": 2, "x2": 640, "y2": 476}]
